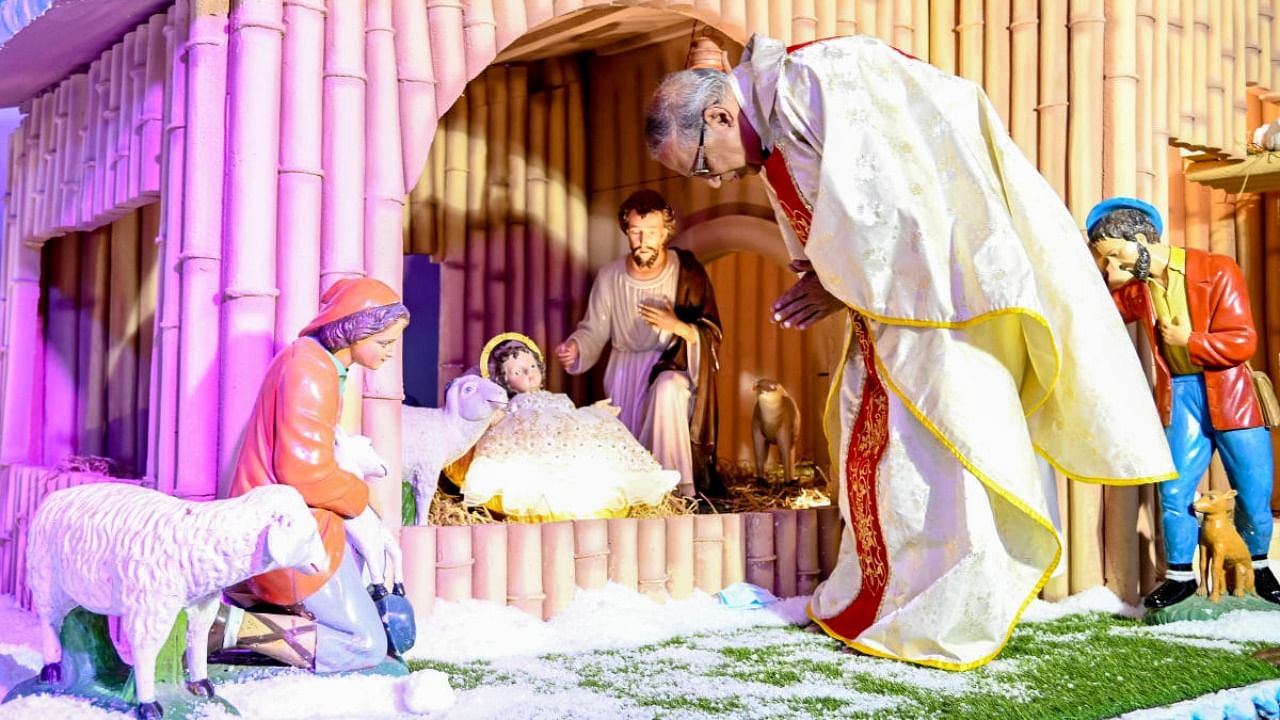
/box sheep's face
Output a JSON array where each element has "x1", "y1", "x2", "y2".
[
  {"x1": 252, "y1": 487, "x2": 329, "y2": 575},
  {"x1": 447, "y1": 375, "x2": 508, "y2": 422},
  {"x1": 334, "y1": 429, "x2": 389, "y2": 480}
]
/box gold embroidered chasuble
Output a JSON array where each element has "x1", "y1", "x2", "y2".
[{"x1": 731, "y1": 34, "x2": 1176, "y2": 669}]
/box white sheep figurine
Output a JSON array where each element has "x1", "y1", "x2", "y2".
[
  {"x1": 26, "y1": 482, "x2": 328, "y2": 719},
  {"x1": 401, "y1": 373, "x2": 508, "y2": 525},
  {"x1": 333, "y1": 427, "x2": 404, "y2": 594}
]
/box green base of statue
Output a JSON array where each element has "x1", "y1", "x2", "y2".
[
  {"x1": 1144, "y1": 592, "x2": 1280, "y2": 625},
  {"x1": 1, "y1": 607, "x2": 241, "y2": 718},
  {"x1": 4, "y1": 605, "x2": 411, "y2": 717}
]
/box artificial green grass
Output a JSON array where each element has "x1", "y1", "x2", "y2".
[{"x1": 408, "y1": 612, "x2": 1279, "y2": 719}]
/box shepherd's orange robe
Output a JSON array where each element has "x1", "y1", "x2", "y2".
[{"x1": 228, "y1": 337, "x2": 369, "y2": 605}]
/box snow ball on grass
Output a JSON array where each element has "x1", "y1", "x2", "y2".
[
  {"x1": 403, "y1": 669, "x2": 455, "y2": 713},
  {"x1": 1021, "y1": 586, "x2": 1143, "y2": 623}
]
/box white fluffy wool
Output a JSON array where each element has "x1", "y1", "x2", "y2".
[{"x1": 400, "y1": 374, "x2": 508, "y2": 524}]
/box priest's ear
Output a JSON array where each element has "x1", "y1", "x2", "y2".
[{"x1": 702, "y1": 104, "x2": 736, "y2": 129}]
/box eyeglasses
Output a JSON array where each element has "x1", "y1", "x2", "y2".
[{"x1": 691, "y1": 123, "x2": 711, "y2": 177}]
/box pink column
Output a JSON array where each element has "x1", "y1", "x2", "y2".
[
  {"x1": 795, "y1": 508, "x2": 821, "y2": 595},
  {"x1": 393, "y1": 0, "x2": 438, "y2": 193},
  {"x1": 275, "y1": 0, "x2": 325, "y2": 346},
  {"x1": 91, "y1": 50, "x2": 114, "y2": 224},
  {"x1": 463, "y1": 0, "x2": 496, "y2": 79},
  {"x1": 401, "y1": 524, "x2": 436, "y2": 620},
  {"x1": 219, "y1": 0, "x2": 284, "y2": 481},
  {"x1": 506, "y1": 523, "x2": 545, "y2": 617},
  {"x1": 525, "y1": 0, "x2": 553, "y2": 32},
  {"x1": 112, "y1": 31, "x2": 137, "y2": 210},
  {"x1": 665, "y1": 515, "x2": 694, "y2": 600},
  {"x1": 139, "y1": 13, "x2": 169, "y2": 197},
  {"x1": 573, "y1": 518, "x2": 609, "y2": 590},
  {"x1": 435, "y1": 525, "x2": 474, "y2": 602},
  {"x1": 743, "y1": 512, "x2": 775, "y2": 593},
  {"x1": 427, "y1": 0, "x2": 467, "y2": 114},
  {"x1": 815, "y1": 505, "x2": 841, "y2": 581},
  {"x1": 542, "y1": 521, "x2": 576, "y2": 619},
  {"x1": 771, "y1": 509, "x2": 798, "y2": 598},
  {"x1": 149, "y1": 0, "x2": 189, "y2": 490},
  {"x1": 0, "y1": 162, "x2": 43, "y2": 463},
  {"x1": 637, "y1": 518, "x2": 667, "y2": 601},
  {"x1": 492, "y1": 0, "x2": 527, "y2": 50},
  {"x1": 31, "y1": 93, "x2": 55, "y2": 241},
  {"x1": 42, "y1": 87, "x2": 65, "y2": 238},
  {"x1": 471, "y1": 522, "x2": 507, "y2": 604},
  {"x1": 721, "y1": 514, "x2": 745, "y2": 586},
  {"x1": 176, "y1": 0, "x2": 229, "y2": 498},
  {"x1": 126, "y1": 26, "x2": 148, "y2": 204},
  {"x1": 17, "y1": 98, "x2": 33, "y2": 242},
  {"x1": 104, "y1": 40, "x2": 126, "y2": 217},
  {"x1": 363, "y1": 0, "x2": 407, "y2": 537},
  {"x1": 606, "y1": 517, "x2": 639, "y2": 591},
  {"x1": 320, "y1": 0, "x2": 367, "y2": 290},
  {"x1": 693, "y1": 515, "x2": 724, "y2": 594},
  {"x1": 57, "y1": 75, "x2": 89, "y2": 233},
  {"x1": 78, "y1": 61, "x2": 101, "y2": 228}
]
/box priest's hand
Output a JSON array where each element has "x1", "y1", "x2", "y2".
[
  {"x1": 556, "y1": 339, "x2": 580, "y2": 370},
  {"x1": 773, "y1": 261, "x2": 845, "y2": 330}
]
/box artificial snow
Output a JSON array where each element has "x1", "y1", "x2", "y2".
[
  {"x1": 0, "y1": 584, "x2": 1272, "y2": 719},
  {"x1": 1116, "y1": 679, "x2": 1280, "y2": 720},
  {"x1": 1021, "y1": 585, "x2": 1146, "y2": 623},
  {"x1": 408, "y1": 583, "x2": 807, "y2": 663}
]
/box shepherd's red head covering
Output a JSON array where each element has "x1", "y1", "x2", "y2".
[{"x1": 298, "y1": 278, "x2": 402, "y2": 338}]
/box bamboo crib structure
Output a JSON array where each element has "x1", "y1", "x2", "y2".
[
  {"x1": 0, "y1": 0, "x2": 1277, "y2": 618},
  {"x1": 379, "y1": 507, "x2": 843, "y2": 621}
]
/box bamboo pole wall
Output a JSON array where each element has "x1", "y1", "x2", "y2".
[
  {"x1": 409, "y1": 57, "x2": 594, "y2": 396},
  {"x1": 31, "y1": 206, "x2": 159, "y2": 476},
  {"x1": 2, "y1": 0, "x2": 1280, "y2": 605}
]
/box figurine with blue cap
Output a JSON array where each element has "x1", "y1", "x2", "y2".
[{"x1": 1086, "y1": 197, "x2": 1279, "y2": 609}]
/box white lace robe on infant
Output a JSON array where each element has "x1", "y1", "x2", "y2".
[{"x1": 462, "y1": 390, "x2": 679, "y2": 519}]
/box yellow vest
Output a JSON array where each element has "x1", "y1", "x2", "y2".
[{"x1": 1147, "y1": 246, "x2": 1202, "y2": 375}]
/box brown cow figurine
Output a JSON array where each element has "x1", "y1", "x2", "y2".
[{"x1": 1194, "y1": 490, "x2": 1255, "y2": 602}]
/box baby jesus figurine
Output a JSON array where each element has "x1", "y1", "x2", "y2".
[{"x1": 461, "y1": 332, "x2": 679, "y2": 521}]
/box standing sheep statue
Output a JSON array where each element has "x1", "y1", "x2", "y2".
[
  {"x1": 401, "y1": 373, "x2": 508, "y2": 525},
  {"x1": 15, "y1": 482, "x2": 328, "y2": 719}
]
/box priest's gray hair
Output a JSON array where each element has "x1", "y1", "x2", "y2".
[{"x1": 645, "y1": 68, "x2": 732, "y2": 158}]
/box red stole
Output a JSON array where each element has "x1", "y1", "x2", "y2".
[{"x1": 763, "y1": 144, "x2": 890, "y2": 640}]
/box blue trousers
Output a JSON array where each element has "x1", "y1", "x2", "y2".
[
  {"x1": 1162, "y1": 374, "x2": 1274, "y2": 566},
  {"x1": 302, "y1": 545, "x2": 388, "y2": 672}
]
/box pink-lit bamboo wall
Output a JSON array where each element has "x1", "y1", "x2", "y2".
[
  {"x1": 36, "y1": 206, "x2": 160, "y2": 477},
  {"x1": 0, "y1": 0, "x2": 1278, "y2": 609}
]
